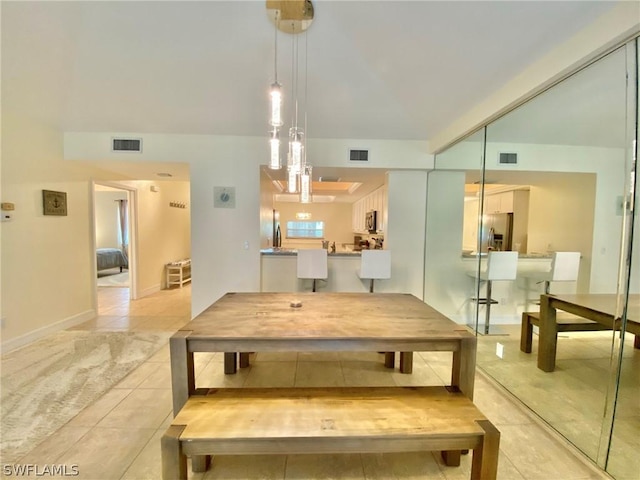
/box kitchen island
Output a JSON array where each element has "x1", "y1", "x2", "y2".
[{"x1": 261, "y1": 248, "x2": 377, "y2": 292}]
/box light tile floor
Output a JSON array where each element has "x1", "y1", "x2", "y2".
[{"x1": 1, "y1": 286, "x2": 612, "y2": 480}]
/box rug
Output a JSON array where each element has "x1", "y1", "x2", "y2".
[
  {"x1": 0, "y1": 330, "x2": 171, "y2": 462},
  {"x1": 97, "y1": 270, "x2": 129, "y2": 287}
]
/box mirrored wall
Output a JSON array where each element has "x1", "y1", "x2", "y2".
[{"x1": 426, "y1": 38, "x2": 638, "y2": 478}]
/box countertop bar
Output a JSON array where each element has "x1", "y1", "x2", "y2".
[
  {"x1": 261, "y1": 248, "x2": 362, "y2": 257},
  {"x1": 461, "y1": 253, "x2": 552, "y2": 259}
]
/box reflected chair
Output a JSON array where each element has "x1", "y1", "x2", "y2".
[
  {"x1": 358, "y1": 250, "x2": 391, "y2": 292},
  {"x1": 297, "y1": 249, "x2": 328, "y2": 292},
  {"x1": 472, "y1": 251, "x2": 519, "y2": 335},
  {"x1": 538, "y1": 251, "x2": 581, "y2": 294}
]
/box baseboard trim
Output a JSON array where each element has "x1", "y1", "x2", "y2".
[
  {"x1": 0, "y1": 309, "x2": 96, "y2": 354},
  {"x1": 137, "y1": 283, "x2": 161, "y2": 299}
]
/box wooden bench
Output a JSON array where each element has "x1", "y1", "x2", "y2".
[
  {"x1": 162, "y1": 386, "x2": 500, "y2": 480},
  {"x1": 520, "y1": 311, "x2": 611, "y2": 353}
]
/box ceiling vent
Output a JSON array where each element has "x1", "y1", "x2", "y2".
[
  {"x1": 349, "y1": 149, "x2": 369, "y2": 162},
  {"x1": 318, "y1": 176, "x2": 341, "y2": 182},
  {"x1": 112, "y1": 138, "x2": 142, "y2": 153},
  {"x1": 498, "y1": 152, "x2": 517, "y2": 165}
]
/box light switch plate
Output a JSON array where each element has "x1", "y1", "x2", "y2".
[{"x1": 214, "y1": 187, "x2": 236, "y2": 208}]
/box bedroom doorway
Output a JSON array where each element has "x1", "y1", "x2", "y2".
[{"x1": 93, "y1": 182, "x2": 137, "y2": 313}]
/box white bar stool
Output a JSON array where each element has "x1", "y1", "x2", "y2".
[
  {"x1": 297, "y1": 249, "x2": 328, "y2": 292},
  {"x1": 471, "y1": 251, "x2": 518, "y2": 335},
  {"x1": 538, "y1": 251, "x2": 581, "y2": 294},
  {"x1": 358, "y1": 250, "x2": 391, "y2": 292}
]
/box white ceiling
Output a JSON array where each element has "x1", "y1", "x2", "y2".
[{"x1": 1, "y1": 0, "x2": 624, "y2": 187}]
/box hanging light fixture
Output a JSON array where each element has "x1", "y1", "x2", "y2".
[
  {"x1": 266, "y1": 1, "x2": 314, "y2": 201},
  {"x1": 268, "y1": 10, "x2": 282, "y2": 170}
]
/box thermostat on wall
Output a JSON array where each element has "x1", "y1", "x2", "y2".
[{"x1": 214, "y1": 187, "x2": 236, "y2": 208}]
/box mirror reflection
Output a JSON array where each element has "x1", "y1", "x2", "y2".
[{"x1": 431, "y1": 44, "x2": 639, "y2": 479}]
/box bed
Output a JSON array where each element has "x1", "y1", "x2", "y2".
[{"x1": 97, "y1": 248, "x2": 128, "y2": 272}]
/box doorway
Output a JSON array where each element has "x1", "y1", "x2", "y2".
[{"x1": 93, "y1": 182, "x2": 138, "y2": 313}]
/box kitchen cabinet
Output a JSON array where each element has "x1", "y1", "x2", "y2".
[
  {"x1": 352, "y1": 186, "x2": 386, "y2": 234},
  {"x1": 484, "y1": 191, "x2": 514, "y2": 214}
]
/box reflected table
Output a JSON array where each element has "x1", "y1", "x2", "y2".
[
  {"x1": 538, "y1": 293, "x2": 640, "y2": 372},
  {"x1": 169, "y1": 292, "x2": 477, "y2": 414}
]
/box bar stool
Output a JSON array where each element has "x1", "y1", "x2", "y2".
[
  {"x1": 472, "y1": 251, "x2": 518, "y2": 335},
  {"x1": 537, "y1": 251, "x2": 581, "y2": 294},
  {"x1": 358, "y1": 250, "x2": 391, "y2": 292},
  {"x1": 297, "y1": 249, "x2": 328, "y2": 292}
]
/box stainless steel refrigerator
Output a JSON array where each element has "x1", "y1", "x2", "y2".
[
  {"x1": 480, "y1": 212, "x2": 513, "y2": 252},
  {"x1": 272, "y1": 209, "x2": 281, "y2": 248}
]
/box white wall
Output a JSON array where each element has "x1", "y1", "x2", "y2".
[
  {"x1": 94, "y1": 190, "x2": 126, "y2": 249},
  {"x1": 65, "y1": 132, "x2": 432, "y2": 317},
  {"x1": 130, "y1": 180, "x2": 191, "y2": 294},
  {"x1": 385, "y1": 171, "x2": 428, "y2": 298},
  {"x1": 0, "y1": 113, "x2": 131, "y2": 350}
]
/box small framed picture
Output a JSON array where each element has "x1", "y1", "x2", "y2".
[{"x1": 42, "y1": 190, "x2": 67, "y2": 216}]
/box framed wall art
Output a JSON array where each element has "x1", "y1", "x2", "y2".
[{"x1": 42, "y1": 190, "x2": 67, "y2": 216}]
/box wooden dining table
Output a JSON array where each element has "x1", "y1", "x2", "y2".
[
  {"x1": 169, "y1": 292, "x2": 477, "y2": 415},
  {"x1": 538, "y1": 293, "x2": 640, "y2": 372}
]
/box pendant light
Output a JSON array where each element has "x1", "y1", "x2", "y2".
[
  {"x1": 266, "y1": 1, "x2": 314, "y2": 200},
  {"x1": 268, "y1": 10, "x2": 282, "y2": 170}
]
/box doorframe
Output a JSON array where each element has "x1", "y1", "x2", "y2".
[{"x1": 91, "y1": 180, "x2": 139, "y2": 303}]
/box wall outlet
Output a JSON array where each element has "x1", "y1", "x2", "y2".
[{"x1": 496, "y1": 342, "x2": 504, "y2": 359}]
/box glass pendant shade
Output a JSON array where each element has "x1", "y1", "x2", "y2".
[
  {"x1": 288, "y1": 127, "x2": 304, "y2": 172},
  {"x1": 300, "y1": 164, "x2": 312, "y2": 203},
  {"x1": 269, "y1": 129, "x2": 281, "y2": 170},
  {"x1": 287, "y1": 165, "x2": 299, "y2": 194},
  {"x1": 269, "y1": 83, "x2": 283, "y2": 127}
]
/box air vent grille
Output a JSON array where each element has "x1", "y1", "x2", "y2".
[
  {"x1": 112, "y1": 138, "x2": 142, "y2": 152},
  {"x1": 349, "y1": 149, "x2": 369, "y2": 162},
  {"x1": 498, "y1": 152, "x2": 517, "y2": 164}
]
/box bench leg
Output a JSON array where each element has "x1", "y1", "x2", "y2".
[
  {"x1": 441, "y1": 450, "x2": 461, "y2": 466},
  {"x1": 239, "y1": 352, "x2": 250, "y2": 368},
  {"x1": 224, "y1": 352, "x2": 237, "y2": 374},
  {"x1": 191, "y1": 455, "x2": 211, "y2": 473},
  {"x1": 520, "y1": 313, "x2": 533, "y2": 353},
  {"x1": 161, "y1": 425, "x2": 187, "y2": 480},
  {"x1": 384, "y1": 352, "x2": 395, "y2": 368},
  {"x1": 471, "y1": 420, "x2": 500, "y2": 480},
  {"x1": 399, "y1": 352, "x2": 413, "y2": 374}
]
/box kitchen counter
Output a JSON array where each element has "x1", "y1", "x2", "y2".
[
  {"x1": 261, "y1": 248, "x2": 361, "y2": 257},
  {"x1": 461, "y1": 252, "x2": 552, "y2": 259}
]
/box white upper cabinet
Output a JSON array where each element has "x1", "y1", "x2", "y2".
[
  {"x1": 484, "y1": 191, "x2": 514, "y2": 214},
  {"x1": 352, "y1": 186, "x2": 387, "y2": 234}
]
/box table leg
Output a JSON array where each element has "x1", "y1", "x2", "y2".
[
  {"x1": 191, "y1": 455, "x2": 210, "y2": 473},
  {"x1": 452, "y1": 336, "x2": 477, "y2": 400},
  {"x1": 239, "y1": 352, "x2": 250, "y2": 368},
  {"x1": 441, "y1": 450, "x2": 461, "y2": 466},
  {"x1": 224, "y1": 352, "x2": 237, "y2": 374},
  {"x1": 170, "y1": 332, "x2": 194, "y2": 416},
  {"x1": 538, "y1": 294, "x2": 558, "y2": 372},
  {"x1": 399, "y1": 352, "x2": 413, "y2": 373},
  {"x1": 384, "y1": 352, "x2": 395, "y2": 368}
]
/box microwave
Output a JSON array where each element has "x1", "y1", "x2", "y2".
[{"x1": 365, "y1": 210, "x2": 377, "y2": 233}]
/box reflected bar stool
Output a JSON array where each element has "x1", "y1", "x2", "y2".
[
  {"x1": 297, "y1": 249, "x2": 328, "y2": 292},
  {"x1": 472, "y1": 251, "x2": 518, "y2": 335},
  {"x1": 537, "y1": 251, "x2": 581, "y2": 294},
  {"x1": 358, "y1": 250, "x2": 391, "y2": 293}
]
